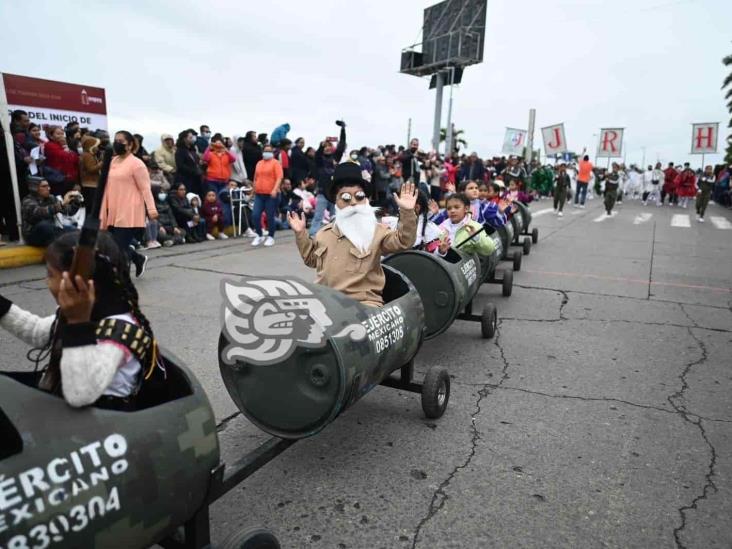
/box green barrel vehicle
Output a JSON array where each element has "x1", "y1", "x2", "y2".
[
  {"x1": 217, "y1": 266, "x2": 452, "y2": 440},
  {"x1": 513, "y1": 201, "x2": 539, "y2": 244},
  {"x1": 383, "y1": 248, "x2": 500, "y2": 339},
  {"x1": 0, "y1": 353, "x2": 283, "y2": 549}
]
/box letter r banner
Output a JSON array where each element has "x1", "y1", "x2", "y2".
[{"x1": 597, "y1": 128, "x2": 624, "y2": 158}]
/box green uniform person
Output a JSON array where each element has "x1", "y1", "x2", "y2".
[
  {"x1": 604, "y1": 163, "x2": 621, "y2": 217},
  {"x1": 553, "y1": 163, "x2": 571, "y2": 217},
  {"x1": 696, "y1": 165, "x2": 715, "y2": 223}
]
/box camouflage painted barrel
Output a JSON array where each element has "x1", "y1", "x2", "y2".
[
  {"x1": 514, "y1": 201, "x2": 533, "y2": 231},
  {"x1": 510, "y1": 210, "x2": 525, "y2": 243},
  {"x1": 0, "y1": 352, "x2": 219, "y2": 549},
  {"x1": 383, "y1": 249, "x2": 481, "y2": 340},
  {"x1": 217, "y1": 267, "x2": 425, "y2": 439},
  {"x1": 496, "y1": 222, "x2": 514, "y2": 259}
]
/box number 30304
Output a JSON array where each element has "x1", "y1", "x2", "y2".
[{"x1": 2, "y1": 487, "x2": 120, "y2": 549}]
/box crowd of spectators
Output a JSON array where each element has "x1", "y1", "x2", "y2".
[{"x1": 2, "y1": 109, "x2": 731, "y2": 257}]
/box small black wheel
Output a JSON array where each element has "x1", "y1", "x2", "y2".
[
  {"x1": 502, "y1": 269, "x2": 513, "y2": 297},
  {"x1": 219, "y1": 527, "x2": 281, "y2": 549},
  {"x1": 512, "y1": 250, "x2": 522, "y2": 272},
  {"x1": 421, "y1": 367, "x2": 450, "y2": 419},
  {"x1": 522, "y1": 237, "x2": 531, "y2": 256},
  {"x1": 481, "y1": 302, "x2": 498, "y2": 339},
  {"x1": 531, "y1": 227, "x2": 539, "y2": 244}
]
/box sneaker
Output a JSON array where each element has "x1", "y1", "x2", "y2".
[
  {"x1": 162, "y1": 240, "x2": 174, "y2": 247},
  {"x1": 606, "y1": 212, "x2": 612, "y2": 217},
  {"x1": 218, "y1": 233, "x2": 229, "y2": 240},
  {"x1": 557, "y1": 211, "x2": 563, "y2": 217},
  {"x1": 245, "y1": 228, "x2": 257, "y2": 238},
  {"x1": 134, "y1": 255, "x2": 148, "y2": 278},
  {"x1": 205, "y1": 233, "x2": 216, "y2": 241},
  {"x1": 579, "y1": 204, "x2": 585, "y2": 209},
  {"x1": 252, "y1": 235, "x2": 264, "y2": 246},
  {"x1": 264, "y1": 236, "x2": 275, "y2": 247},
  {"x1": 698, "y1": 217, "x2": 704, "y2": 223},
  {"x1": 145, "y1": 240, "x2": 162, "y2": 250}
]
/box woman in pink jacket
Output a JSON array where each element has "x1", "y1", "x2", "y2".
[{"x1": 100, "y1": 131, "x2": 158, "y2": 278}]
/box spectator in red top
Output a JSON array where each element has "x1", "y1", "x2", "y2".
[
  {"x1": 43, "y1": 125, "x2": 79, "y2": 194},
  {"x1": 202, "y1": 134, "x2": 235, "y2": 195}
]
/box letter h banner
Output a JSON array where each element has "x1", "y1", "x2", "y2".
[{"x1": 690, "y1": 123, "x2": 718, "y2": 154}]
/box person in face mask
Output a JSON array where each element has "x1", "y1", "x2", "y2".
[
  {"x1": 99, "y1": 131, "x2": 158, "y2": 278},
  {"x1": 251, "y1": 145, "x2": 283, "y2": 247},
  {"x1": 288, "y1": 162, "x2": 418, "y2": 307},
  {"x1": 202, "y1": 135, "x2": 236, "y2": 195},
  {"x1": 195, "y1": 124, "x2": 212, "y2": 154}
]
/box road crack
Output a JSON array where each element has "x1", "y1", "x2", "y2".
[
  {"x1": 411, "y1": 320, "x2": 509, "y2": 548},
  {"x1": 666, "y1": 325, "x2": 718, "y2": 549}
]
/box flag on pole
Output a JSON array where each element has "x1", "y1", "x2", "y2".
[
  {"x1": 502, "y1": 128, "x2": 527, "y2": 155},
  {"x1": 541, "y1": 123, "x2": 567, "y2": 155},
  {"x1": 690, "y1": 123, "x2": 719, "y2": 154},
  {"x1": 597, "y1": 128, "x2": 624, "y2": 158}
]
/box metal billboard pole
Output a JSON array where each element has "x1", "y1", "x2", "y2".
[{"x1": 432, "y1": 71, "x2": 444, "y2": 153}]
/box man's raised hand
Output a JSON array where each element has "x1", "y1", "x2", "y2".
[
  {"x1": 288, "y1": 211, "x2": 307, "y2": 234},
  {"x1": 395, "y1": 182, "x2": 417, "y2": 211}
]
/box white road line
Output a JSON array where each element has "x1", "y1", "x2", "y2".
[
  {"x1": 633, "y1": 213, "x2": 653, "y2": 225},
  {"x1": 593, "y1": 213, "x2": 607, "y2": 222},
  {"x1": 709, "y1": 216, "x2": 732, "y2": 230},
  {"x1": 671, "y1": 214, "x2": 690, "y2": 228},
  {"x1": 531, "y1": 208, "x2": 555, "y2": 218}
]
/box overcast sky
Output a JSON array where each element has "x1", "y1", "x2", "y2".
[{"x1": 2, "y1": 0, "x2": 730, "y2": 166}]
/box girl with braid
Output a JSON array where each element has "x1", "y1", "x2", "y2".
[{"x1": 0, "y1": 231, "x2": 164, "y2": 410}]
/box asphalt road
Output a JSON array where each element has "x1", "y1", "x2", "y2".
[{"x1": 1, "y1": 196, "x2": 731, "y2": 548}]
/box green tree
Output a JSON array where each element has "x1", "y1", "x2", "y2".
[
  {"x1": 439, "y1": 127, "x2": 467, "y2": 152},
  {"x1": 723, "y1": 51, "x2": 732, "y2": 163}
]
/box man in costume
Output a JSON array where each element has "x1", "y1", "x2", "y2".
[{"x1": 289, "y1": 161, "x2": 417, "y2": 307}]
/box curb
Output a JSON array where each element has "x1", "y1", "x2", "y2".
[{"x1": 0, "y1": 245, "x2": 46, "y2": 269}]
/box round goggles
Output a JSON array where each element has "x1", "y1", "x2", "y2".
[{"x1": 338, "y1": 191, "x2": 367, "y2": 204}]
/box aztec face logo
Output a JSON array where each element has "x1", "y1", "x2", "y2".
[{"x1": 221, "y1": 278, "x2": 366, "y2": 365}]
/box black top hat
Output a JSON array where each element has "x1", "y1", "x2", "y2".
[{"x1": 327, "y1": 161, "x2": 372, "y2": 202}]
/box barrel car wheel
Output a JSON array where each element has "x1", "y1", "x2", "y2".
[
  {"x1": 421, "y1": 367, "x2": 450, "y2": 419},
  {"x1": 522, "y1": 237, "x2": 531, "y2": 256},
  {"x1": 532, "y1": 228, "x2": 539, "y2": 244},
  {"x1": 502, "y1": 269, "x2": 513, "y2": 297},
  {"x1": 512, "y1": 250, "x2": 522, "y2": 272},
  {"x1": 481, "y1": 302, "x2": 498, "y2": 339},
  {"x1": 219, "y1": 526, "x2": 281, "y2": 549}
]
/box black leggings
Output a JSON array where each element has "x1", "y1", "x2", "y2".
[{"x1": 108, "y1": 226, "x2": 145, "y2": 266}]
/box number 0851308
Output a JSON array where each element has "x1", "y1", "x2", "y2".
[{"x1": 2, "y1": 487, "x2": 120, "y2": 549}]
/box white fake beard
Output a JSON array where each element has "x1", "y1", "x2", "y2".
[{"x1": 334, "y1": 203, "x2": 377, "y2": 253}]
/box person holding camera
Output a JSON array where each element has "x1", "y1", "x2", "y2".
[
  {"x1": 309, "y1": 120, "x2": 347, "y2": 236},
  {"x1": 21, "y1": 176, "x2": 81, "y2": 246}
]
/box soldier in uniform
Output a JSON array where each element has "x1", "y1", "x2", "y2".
[
  {"x1": 553, "y1": 163, "x2": 571, "y2": 217},
  {"x1": 289, "y1": 161, "x2": 417, "y2": 307},
  {"x1": 604, "y1": 162, "x2": 622, "y2": 217},
  {"x1": 696, "y1": 165, "x2": 715, "y2": 223}
]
